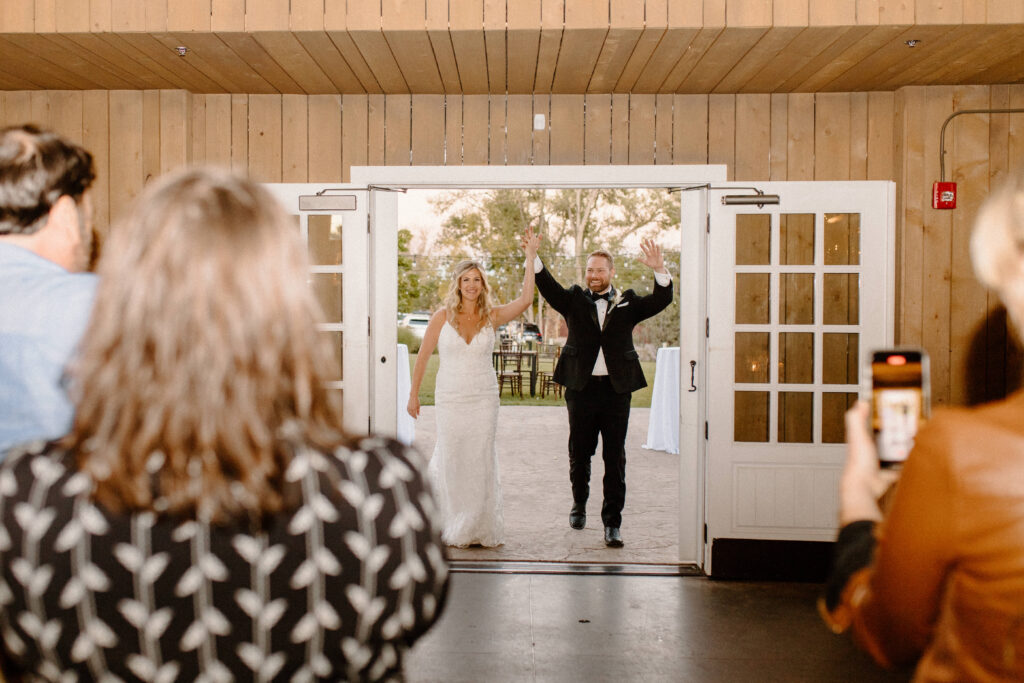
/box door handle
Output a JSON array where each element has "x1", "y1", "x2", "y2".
[{"x1": 688, "y1": 360, "x2": 697, "y2": 392}]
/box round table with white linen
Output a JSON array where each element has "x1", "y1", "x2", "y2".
[
  {"x1": 396, "y1": 343, "x2": 415, "y2": 445},
  {"x1": 643, "y1": 346, "x2": 680, "y2": 454}
]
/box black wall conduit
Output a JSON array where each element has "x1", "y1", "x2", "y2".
[{"x1": 940, "y1": 108, "x2": 1024, "y2": 182}]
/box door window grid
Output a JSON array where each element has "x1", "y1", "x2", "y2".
[
  {"x1": 733, "y1": 212, "x2": 862, "y2": 444},
  {"x1": 301, "y1": 213, "x2": 346, "y2": 392}
]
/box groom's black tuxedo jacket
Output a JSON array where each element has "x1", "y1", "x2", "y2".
[{"x1": 536, "y1": 266, "x2": 673, "y2": 394}]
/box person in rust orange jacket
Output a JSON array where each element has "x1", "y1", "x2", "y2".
[{"x1": 821, "y1": 174, "x2": 1024, "y2": 682}]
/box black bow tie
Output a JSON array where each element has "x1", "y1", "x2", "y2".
[{"x1": 589, "y1": 290, "x2": 612, "y2": 302}]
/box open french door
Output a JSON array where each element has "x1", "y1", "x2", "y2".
[
  {"x1": 699, "y1": 181, "x2": 895, "y2": 574},
  {"x1": 264, "y1": 185, "x2": 397, "y2": 437}
]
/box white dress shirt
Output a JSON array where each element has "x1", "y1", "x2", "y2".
[{"x1": 535, "y1": 257, "x2": 671, "y2": 377}]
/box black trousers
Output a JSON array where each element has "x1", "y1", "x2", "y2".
[{"x1": 564, "y1": 375, "x2": 631, "y2": 528}]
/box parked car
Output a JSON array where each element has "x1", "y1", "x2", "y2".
[
  {"x1": 400, "y1": 312, "x2": 431, "y2": 339},
  {"x1": 521, "y1": 322, "x2": 542, "y2": 343}
]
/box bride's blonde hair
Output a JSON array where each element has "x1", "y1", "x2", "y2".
[{"x1": 443, "y1": 260, "x2": 494, "y2": 332}]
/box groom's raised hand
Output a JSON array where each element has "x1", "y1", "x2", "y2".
[{"x1": 639, "y1": 238, "x2": 667, "y2": 273}]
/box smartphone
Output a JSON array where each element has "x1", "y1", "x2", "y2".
[{"x1": 868, "y1": 349, "x2": 930, "y2": 468}]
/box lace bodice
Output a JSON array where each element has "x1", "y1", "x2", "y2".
[{"x1": 433, "y1": 322, "x2": 498, "y2": 397}]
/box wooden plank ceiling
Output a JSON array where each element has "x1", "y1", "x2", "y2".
[{"x1": 1, "y1": 23, "x2": 1023, "y2": 94}]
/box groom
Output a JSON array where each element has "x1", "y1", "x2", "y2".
[{"x1": 534, "y1": 240, "x2": 672, "y2": 547}]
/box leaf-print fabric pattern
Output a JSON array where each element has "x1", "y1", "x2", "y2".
[{"x1": 0, "y1": 438, "x2": 448, "y2": 682}]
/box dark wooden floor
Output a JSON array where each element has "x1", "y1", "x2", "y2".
[{"x1": 405, "y1": 572, "x2": 912, "y2": 682}]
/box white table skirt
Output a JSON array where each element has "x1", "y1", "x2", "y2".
[
  {"x1": 643, "y1": 346, "x2": 680, "y2": 454},
  {"x1": 396, "y1": 343, "x2": 415, "y2": 446}
]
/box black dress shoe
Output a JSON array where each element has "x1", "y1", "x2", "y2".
[
  {"x1": 569, "y1": 504, "x2": 586, "y2": 530},
  {"x1": 604, "y1": 527, "x2": 623, "y2": 547}
]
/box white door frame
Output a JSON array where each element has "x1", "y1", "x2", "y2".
[
  {"x1": 352, "y1": 165, "x2": 726, "y2": 567},
  {"x1": 679, "y1": 187, "x2": 710, "y2": 568}
]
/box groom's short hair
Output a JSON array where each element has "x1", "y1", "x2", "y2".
[{"x1": 587, "y1": 249, "x2": 614, "y2": 270}]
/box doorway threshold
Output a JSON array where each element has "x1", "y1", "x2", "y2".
[{"x1": 449, "y1": 560, "x2": 704, "y2": 577}]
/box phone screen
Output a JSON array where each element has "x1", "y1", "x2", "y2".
[{"x1": 870, "y1": 350, "x2": 929, "y2": 468}]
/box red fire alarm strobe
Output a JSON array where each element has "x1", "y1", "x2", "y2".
[{"x1": 933, "y1": 181, "x2": 957, "y2": 209}]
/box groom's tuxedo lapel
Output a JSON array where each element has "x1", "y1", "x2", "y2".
[
  {"x1": 585, "y1": 290, "x2": 600, "y2": 330},
  {"x1": 599, "y1": 298, "x2": 613, "y2": 332}
]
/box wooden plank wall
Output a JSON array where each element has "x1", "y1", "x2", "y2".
[
  {"x1": 0, "y1": 89, "x2": 191, "y2": 239},
  {"x1": 896, "y1": 84, "x2": 1024, "y2": 407},
  {"x1": 178, "y1": 91, "x2": 898, "y2": 182},
  {"x1": 3, "y1": 85, "x2": 1023, "y2": 406},
  {"x1": 0, "y1": 90, "x2": 894, "y2": 185}
]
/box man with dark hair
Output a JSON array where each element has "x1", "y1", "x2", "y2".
[
  {"x1": 534, "y1": 240, "x2": 673, "y2": 547},
  {"x1": 0, "y1": 124, "x2": 97, "y2": 453}
]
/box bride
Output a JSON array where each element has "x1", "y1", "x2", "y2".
[{"x1": 408, "y1": 228, "x2": 542, "y2": 547}]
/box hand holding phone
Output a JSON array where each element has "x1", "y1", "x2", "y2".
[{"x1": 869, "y1": 350, "x2": 930, "y2": 468}]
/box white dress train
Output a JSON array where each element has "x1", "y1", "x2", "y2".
[{"x1": 428, "y1": 322, "x2": 504, "y2": 547}]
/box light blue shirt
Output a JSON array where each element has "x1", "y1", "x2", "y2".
[{"x1": 0, "y1": 243, "x2": 96, "y2": 454}]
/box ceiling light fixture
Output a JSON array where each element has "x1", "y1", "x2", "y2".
[
  {"x1": 176, "y1": 46, "x2": 188, "y2": 56},
  {"x1": 905, "y1": 39, "x2": 920, "y2": 47}
]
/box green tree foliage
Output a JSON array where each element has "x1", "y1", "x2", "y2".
[
  {"x1": 616, "y1": 249, "x2": 681, "y2": 353},
  {"x1": 397, "y1": 227, "x2": 445, "y2": 314},
  {"x1": 429, "y1": 189, "x2": 544, "y2": 314},
  {"x1": 405, "y1": 188, "x2": 681, "y2": 352},
  {"x1": 397, "y1": 228, "x2": 421, "y2": 313},
  {"x1": 541, "y1": 188, "x2": 679, "y2": 283}
]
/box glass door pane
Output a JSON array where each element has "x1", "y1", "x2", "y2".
[
  {"x1": 731, "y1": 209, "x2": 862, "y2": 445},
  {"x1": 308, "y1": 214, "x2": 344, "y2": 265}
]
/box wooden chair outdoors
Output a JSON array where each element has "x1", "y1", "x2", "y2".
[
  {"x1": 497, "y1": 345, "x2": 524, "y2": 397},
  {"x1": 537, "y1": 343, "x2": 563, "y2": 398}
]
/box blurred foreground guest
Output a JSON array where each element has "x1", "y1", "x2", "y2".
[
  {"x1": 0, "y1": 167, "x2": 448, "y2": 681},
  {"x1": 821, "y1": 174, "x2": 1024, "y2": 682},
  {"x1": 0, "y1": 124, "x2": 96, "y2": 453}
]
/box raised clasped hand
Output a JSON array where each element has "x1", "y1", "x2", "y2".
[
  {"x1": 639, "y1": 238, "x2": 665, "y2": 271},
  {"x1": 521, "y1": 226, "x2": 543, "y2": 258}
]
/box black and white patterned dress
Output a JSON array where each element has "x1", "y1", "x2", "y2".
[{"x1": 0, "y1": 437, "x2": 449, "y2": 682}]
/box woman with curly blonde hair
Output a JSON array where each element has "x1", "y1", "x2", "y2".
[
  {"x1": 408, "y1": 228, "x2": 542, "y2": 547},
  {"x1": 442, "y1": 259, "x2": 495, "y2": 335},
  {"x1": 0, "y1": 166, "x2": 448, "y2": 681}
]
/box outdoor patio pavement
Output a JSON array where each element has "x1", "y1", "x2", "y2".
[{"x1": 410, "y1": 406, "x2": 681, "y2": 565}]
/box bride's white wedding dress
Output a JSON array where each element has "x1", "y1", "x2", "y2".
[{"x1": 429, "y1": 321, "x2": 503, "y2": 547}]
